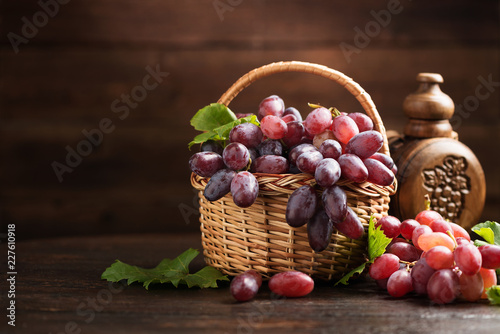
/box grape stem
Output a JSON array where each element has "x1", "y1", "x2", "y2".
[
  {"x1": 446, "y1": 230, "x2": 458, "y2": 249},
  {"x1": 424, "y1": 194, "x2": 431, "y2": 210}
]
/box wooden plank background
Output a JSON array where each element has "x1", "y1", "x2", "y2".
[{"x1": 1, "y1": 0, "x2": 499, "y2": 239}]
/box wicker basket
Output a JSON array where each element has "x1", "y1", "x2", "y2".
[{"x1": 190, "y1": 61, "x2": 396, "y2": 281}]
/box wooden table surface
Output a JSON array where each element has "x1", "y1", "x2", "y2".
[{"x1": 1, "y1": 233, "x2": 500, "y2": 334}]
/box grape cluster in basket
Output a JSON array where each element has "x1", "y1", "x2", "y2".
[
  {"x1": 370, "y1": 209, "x2": 500, "y2": 304},
  {"x1": 189, "y1": 95, "x2": 396, "y2": 250}
]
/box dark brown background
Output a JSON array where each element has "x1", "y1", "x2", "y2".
[{"x1": 1, "y1": 0, "x2": 499, "y2": 240}]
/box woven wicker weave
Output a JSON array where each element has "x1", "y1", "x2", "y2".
[{"x1": 190, "y1": 61, "x2": 396, "y2": 281}]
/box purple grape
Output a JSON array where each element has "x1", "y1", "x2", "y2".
[
  {"x1": 288, "y1": 143, "x2": 318, "y2": 166},
  {"x1": 282, "y1": 121, "x2": 305, "y2": 148},
  {"x1": 319, "y1": 139, "x2": 342, "y2": 160},
  {"x1": 286, "y1": 185, "x2": 318, "y2": 227},
  {"x1": 253, "y1": 155, "x2": 289, "y2": 174},
  {"x1": 364, "y1": 158, "x2": 395, "y2": 186},
  {"x1": 296, "y1": 151, "x2": 323, "y2": 175},
  {"x1": 283, "y1": 107, "x2": 303, "y2": 122},
  {"x1": 223, "y1": 142, "x2": 250, "y2": 171},
  {"x1": 200, "y1": 140, "x2": 223, "y2": 155},
  {"x1": 307, "y1": 209, "x2": 333, "y2": 252},
  {"x1": 338, "y1": 154, "x2": 368, "y2": 183},
  {"x1": 203, "y1": 169, "x2": 236, "y2": 201},
  {"x1": 231, "y1": 171, "x2": 259, "y2": 208},
  {"x1": 189, "y1": 152, "x2": 224, "y2": 177},
  {"x1": 345, "y1": 130, "x2": 384, "y2": 159},
  {"x1": 229, "y1": 123, "x2": 263, "y2": 149},
  {"x1": 369, "y1": 152, "x2": 394, "y2": 169},
  {"x1": 322, "y1": 185, "x2": 347, "y2": 223},
  {"x1": 314, "y1": 158, "x2": 341, "y2": 188},
  {"x1": 257, "y1": 139, "x2": 283, "y2": 156},
  {"x1": 332, "y1": 206, "x2": 364, "y2": 239},
  {"x1": 230, "y1": 271, "x2": 260, "y2": 302}
]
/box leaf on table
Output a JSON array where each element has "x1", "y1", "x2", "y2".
[
  {"x1": 101, "y1": 248, "x2": 229, "y2": 289},
  {"x1": 334, "y1": 262, "x2": 367, "y2": 286},
  {"x1": 368, "y1": 216, "x2": 392, "y2": 261},
  {"x1": 486, "y1": 286, "x2": 500, "y2": 306},
  {"x1": 471, "y1": 221, "x2": 500, "y2": 246}
]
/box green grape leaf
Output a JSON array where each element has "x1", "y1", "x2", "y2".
[
  {"x1": 190, "y1": 103, "x2": 237, "y2": 132},
  {"x1": 187, "y1": 103, "x2": 259, "y2": 149},
  {"x1": 486, "y1": 286, "x2": 500, "y2": 306},
  {"x1": 101, "y1": 248, "x2": 228, "y2": 289},
  {"x1": 368, "y1": 216, "x2": 392, "y2": 261},
  {"x1": 334, "y1": 262, "x2": 367, "y2": 286},
  {"x1": 471, "y1": 221, "x2": 500, "y2": 246},
  {"x1": 335, "y1": 216, "x2": 392, "y2": 286}
]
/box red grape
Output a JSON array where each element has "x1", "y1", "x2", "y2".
[
  {"x1": 459, "y1": 272, "x2": 484, "y2": 302},
  {"x1": 429, "y1": 218, "x2": 454, "y2": 235},
  {"x1": 480, "y1": 268, "x2": 497, "y2": 299},
  {"x1": 268, "y1": 271, "x2": 314, "y2": 297},
  {"x1": 375, "y1": 215, "x2": 401, "y2": 239},
  {"x1": 427, "y1": 269, "x2": 460, "y2": 304},
  {"x1": 369, "y1": 253, "x2": 400, "y2": 280},
  {"x1": 415, "y1": 209, "x2": 442, "y2": 226},
  {"x1": 258, "y1": 95, "x2": 285, "y2": 120},
  {"x1": 387, "y1": 242, "x2": 420, "y2": 262},
  {"x1": 454, "y1": 243, "x2": 482, "y2": 275},
  {"x1": 450, "y1": 222, "x2": 471, "y2": 241},
  {"x1": 424, "y1": 245, "x2": 455, "y2": 270},
  {"x1": 411, "y1": 258, "x2": 436, "y2": 295},
  {"x1": 331, "y1": 115, "x2": 359, "y2": 144},
  {"x1": 387, "y1": 269, "x2": 413, "y2": 297},
  {"x1": 260, "y1": 115, "x2": 288, "y2": 139},
  {"x1": 411, "y1": 225, "x2": 433, "y2": 250},
  {"x1": 478, "y1": 244, "x2": 500, "y2": 269},
  {"x1": 400, "y1": 219, "x2": 420, "y2": 240},
  {"x1": 418, "y1": 232, "x2": 455, "y2": 252},
  {"x1": 304, "y1": 107, "x2": 333, "y2": 135}
]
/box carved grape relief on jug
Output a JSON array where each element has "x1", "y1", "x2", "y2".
[{"x1": 422, "y1": 155, "x2": 471, "y2": 222}]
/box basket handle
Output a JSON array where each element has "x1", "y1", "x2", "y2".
[{"x1": 217, "y1": 61, "x2": 389, "y2": 156}]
